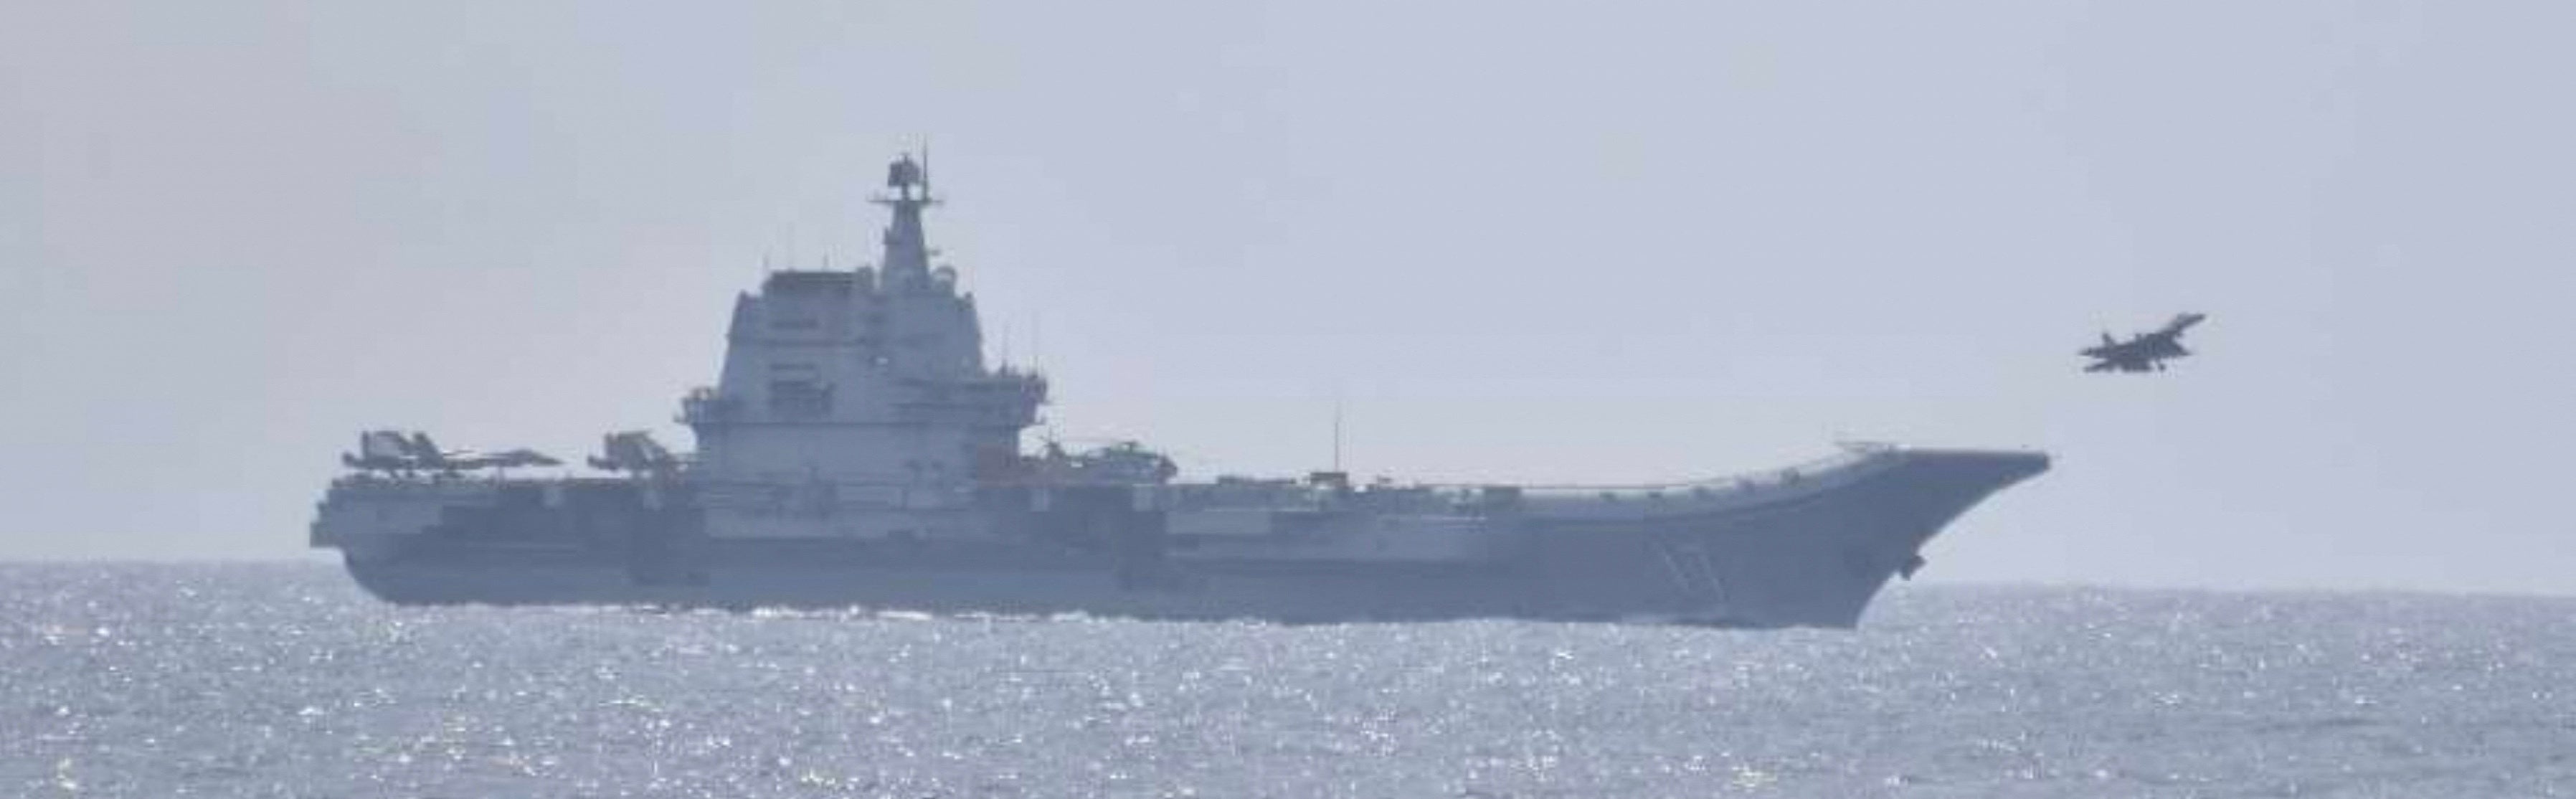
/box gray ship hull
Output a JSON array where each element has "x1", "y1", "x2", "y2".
[
  {"x1": 311, "y1": 156, "x2": 2051, "y2": 628},
  {"x1": 328, "y1": 449, "x2": 2045, "y2": 628}
]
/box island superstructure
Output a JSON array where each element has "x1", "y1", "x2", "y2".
[{"x1": 310, "y1": 153, "x2": 2048, "y2": 628}]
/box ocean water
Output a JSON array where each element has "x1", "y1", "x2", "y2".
[{"x1": 2, "y1": 564, "x2": 2570, "y2": 798}]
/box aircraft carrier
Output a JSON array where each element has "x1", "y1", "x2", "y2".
[{"x1": 309, "y1": 154, "x2": 2048, "y2": 628}]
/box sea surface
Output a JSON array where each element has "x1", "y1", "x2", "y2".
[{"x1": 3, "y1": 563, "x2": 2570, "y2": 798}]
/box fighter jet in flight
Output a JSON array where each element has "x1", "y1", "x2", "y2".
[{"x1": 2083, "y1": 313, "x2": 2207, "y2": 373}]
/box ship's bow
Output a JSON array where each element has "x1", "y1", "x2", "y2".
[
  {"x1": 1756, "y1": 448, "x2": 2050, "y2": 626},
  {"x1": 1523, "y1": 447, "x2": 2049, "y2": 628}
]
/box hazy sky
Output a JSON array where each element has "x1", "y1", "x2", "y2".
[{"x1": 5, "y1": 2, "x2": 2571, "y2": 593}]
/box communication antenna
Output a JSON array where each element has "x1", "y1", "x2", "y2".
[
  {"x1": 996, "y1": 320, "x2": 1011, "y2": 368},
  {"x1": 1332, "y1": 400, "x2": 1345, "y2": 473}
]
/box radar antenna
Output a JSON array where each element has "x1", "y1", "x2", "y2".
[{"x1": 885, "y1": 153, "x2": 926, "y2": 199}]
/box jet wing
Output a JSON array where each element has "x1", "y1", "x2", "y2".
[
  {"x1": 2084, "y1": 351, "x2": 2156, "y2": 373},
  {"x1": 483, "y1": 449, "x2": 563, "y2": 468}
]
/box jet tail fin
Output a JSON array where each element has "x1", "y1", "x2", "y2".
[
  {"x1": 359, "y1": 430, "x2": 411, "y2": 460},
  {"x1": 592, "y1": 431, "x2": 680, "y2": 474}
]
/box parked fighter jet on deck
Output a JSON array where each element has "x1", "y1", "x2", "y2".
[
  {"x1": 408, "y1": 432, "x2": 562, "y2": 471},
  {"x1": 2083, "y1": 313, "x2": 2206, "y2": 373},
  {"x1": 341, "y1": 430, "x2": 559, "y2": 474}
]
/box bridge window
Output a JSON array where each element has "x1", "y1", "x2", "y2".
[
  {"x1": 769, "y1": 381, "x2": 831, "y2": 418},
  {"x1": 768, "y1": 364, "x2": 832, "y2": 418}
]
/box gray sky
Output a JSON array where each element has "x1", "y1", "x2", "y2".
[{"x1": 4, "y1": 1, "x2": 2571, "y2": 593}]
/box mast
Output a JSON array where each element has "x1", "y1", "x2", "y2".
[{"x1": 874, "y1": 152, "x2": 937, "y2": 290}]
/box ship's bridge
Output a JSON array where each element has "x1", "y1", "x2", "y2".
[{"x1": 682, "y1": 154, "x2": 1046, "y2": 491}]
